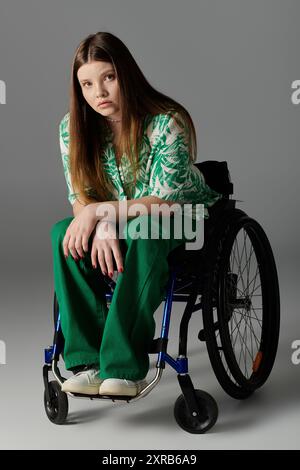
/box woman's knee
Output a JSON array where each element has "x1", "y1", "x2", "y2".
[{"x1": 50, "y1": 216, "x2": 74, "y2": 242}]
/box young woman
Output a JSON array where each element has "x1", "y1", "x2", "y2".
[{"x1": 50, "y1": 31, "x2": 222, "y2": 397}]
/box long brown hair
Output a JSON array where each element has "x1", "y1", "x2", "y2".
[{"x1": 68, "y1": 31, "x2": 198, "y2": 205}]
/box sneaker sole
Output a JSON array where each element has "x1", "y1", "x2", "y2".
[
  {"x1": 99, "y1": 380, "x2": 148, "y2": 397},
  {"x1": 61, "y1": 383, "x2": 103, "y2": 395}
]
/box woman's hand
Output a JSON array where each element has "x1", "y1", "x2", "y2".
[
  {"x1": 63, "y1": 204, "x2": 98, "y2": 259},
  {"x1": 91, "y1": 219, "x2": 124, "y2": 277}
]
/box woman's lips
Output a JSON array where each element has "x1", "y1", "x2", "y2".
[{"x1": 98, "y1": 101, "x2": 112, "y2": 107}]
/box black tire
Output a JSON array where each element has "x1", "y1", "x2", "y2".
[
  {"x1": 174, "y1": 390, "x2": 218, "y2": 434},
  {"x1": 44, "y1": 380, "x2": 68, "y2": 424},
  {"x1": 202, "y1": 209, "x2": 280, "y2": 399}
]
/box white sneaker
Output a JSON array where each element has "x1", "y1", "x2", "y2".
[
  {"x1": 99, "y1": 378, "x2": 148, "y2": 397},
  {"x1": 61, "y1": 367, "x2": 103, "y2": 395}
]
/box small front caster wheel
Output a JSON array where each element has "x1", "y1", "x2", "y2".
[
  {"x1": 174, "y1": 389, "x2": 218, "y2": 434},
  {"x1": 44, "y1": 380, "x2": 68, "y2": 424}
]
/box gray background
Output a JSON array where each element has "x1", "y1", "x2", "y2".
[{"x1": 0, "y1": 0, "x2": 299, "y2": 449}]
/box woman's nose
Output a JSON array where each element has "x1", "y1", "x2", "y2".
[{"x1": 96, "y1": 85, "x2": 107, "y2": 97}]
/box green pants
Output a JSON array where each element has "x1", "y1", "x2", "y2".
[{"x1": 50, "y1": 214, "x2": 197, "y2": 381}]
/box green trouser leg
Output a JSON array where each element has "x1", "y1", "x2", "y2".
[
  {"x1": 50, "y1": 214, "x2": 198, "y2": 380},
  {"x1": 50, "y1": 217, "x2": 109, "y2": 369},
  {"x1": 98, "y1": 214, "x2": 195, "y2": 381}
]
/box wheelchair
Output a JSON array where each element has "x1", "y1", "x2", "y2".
[{"x1": 43, "y1": 160, "x2": 280, "y2": 434}]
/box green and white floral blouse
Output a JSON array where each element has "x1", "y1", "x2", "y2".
[{"x1": 59, "y1": 111, "x2": 222, "y2": 219}]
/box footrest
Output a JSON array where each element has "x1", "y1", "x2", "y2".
[{"x1": 67, "y1": 391, "x2": 133, "y2": 402}]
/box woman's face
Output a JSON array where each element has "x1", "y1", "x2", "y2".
[{"x1": 77, "y1": 60, "x2": 121, "y2": 120}]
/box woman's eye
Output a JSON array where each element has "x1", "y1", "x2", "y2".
[
  {"x1": 83, "y1": 82, "x2": 91, "y2": 87},
  {"x1": 105, "y1": 74, "x2": 115, "y2": 81}
]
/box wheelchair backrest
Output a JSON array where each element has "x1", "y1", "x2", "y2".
[
  {"x1": 194, "y1": 161, "x2": 233, "y2": 197},
  {"x1": 194, "y1": 161, "x2": 236, "y2": 236}
]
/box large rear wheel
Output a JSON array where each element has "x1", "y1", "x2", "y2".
[{"x1": 202, "y1": 210, "x2": 280, "y2": 399}]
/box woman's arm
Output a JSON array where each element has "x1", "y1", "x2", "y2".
[
  {"x1": 88, "y1": 196, "x2": 181, "y2": 223},
  {"x1": 72, "y1": 198, "x2": 99, "y2": 217}
]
